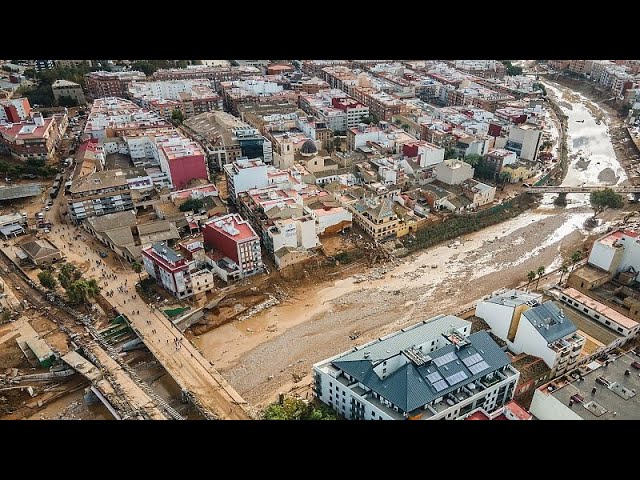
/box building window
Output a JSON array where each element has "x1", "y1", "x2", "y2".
[
  {"x1": 617, "y1": 327, "x2": 624, "y2": 333},
  {"x1": 594, "y1": 314, "x2": 600, "y2": 319},
  {"x1": 583, "y1": 308, "x2": 588, "y2": 313}
]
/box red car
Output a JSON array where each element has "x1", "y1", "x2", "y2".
[{"x1": 631, "y1": 361, "x2": 640, "y2": 370}]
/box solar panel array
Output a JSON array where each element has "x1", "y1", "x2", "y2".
[
  {"x1": 432, "y1": 379, "x2": 448, "y2": 392},
  {"x1": 468, "y1": 360, "x2": 490, "y2": 375},
  {"x1": 462, "y1": 352, "x2": 483, "y2": 367},
  {"x1": 426, "y1": 371, "x2": 443, "y2": 383},
  {"x1": 445, "y1": 371, "x2": 469, "y2": 386},
  {"x1": 433, "y1": 351, "x2": 457, "y2": 367}
]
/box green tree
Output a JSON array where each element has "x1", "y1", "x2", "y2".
[
  {"x1": 589, "y1": 188, "x2": 624, "y2": 218},
  {"x1": 393, "y1": 119, "x2": 402, "y2": 126},
  {"x1": 527, "y1": 270, "x2": 536, "y2": 288},
  {"x1": 171, "y1": 108, "x2": 184, "y2": 125},
  {"x1": 535, "y1": 265, "x2": 546, "y2": 290},
  {"x1": 498, "y1": 171, "x2": 512, "y2": 184},
  {"x1": 501, "y1": 60, "x2": 523, "y2": 76},
  {"x1": 38, "y1": 270, "x2": 58, "y2": 290},
  {"x1": 179, "y1": 198, "x2": 204, "y2": 212},
  {"x1": 262, "y1": 396, "x2": 337, "y2": 420},
  {"x1": 570, "y1": 250, "x2": 584, "y2": 272},
  {"x1": 444, "y1": 147, "x2": 457, "y2": 160},
  {"x1": 360, "y1": 115, "x2": 375, "y2": 125},
  {"x1": 131, "y1": 261, "x2": 143, "y2": 282},
  {"x1": 66, "y1": 278, "x2": 100, "y2": 305},
  {"x1": 463, "y1": 154, "x2": 483, "y2": 167},
  {"x1": 58, "y1": 263, "x2": 81, "y2": 289},
  {"x1": 559, "y1": 262, "x2": 570, "y2": 285},
  {"x1": 333, "y1": 136, "x2": 342, "y2": 153},
  {"x1": 402, "y1": 123, "x2": 410, "y2": 130},
  {"x1": 57, "y1": 95, "x2": 78, "y2": 107}
]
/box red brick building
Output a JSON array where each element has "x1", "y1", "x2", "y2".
[
  {"x1": 203, "y1": 213, "x2": 263, "y2": 279},
  {"x1": 85, "y1": 71, "x2": 146, "y2": 99}
]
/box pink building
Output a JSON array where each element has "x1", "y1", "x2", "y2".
[{"x1": 157, "y1": 138, "x2": 208, "y2": 190}]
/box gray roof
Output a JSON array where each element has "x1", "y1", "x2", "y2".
[
  {"x1": 0, "y1": 184, "x2": 42, "y2": 201},
  {"x1": 151, "y1": 242, "x2": 181, "y2": 262},
  {"x1": 333, "y1": 331, "x2": 511, "y2": 413},
  {"x1": 20, "y1": 239, "x2": 60, "y2": 259},
  {"x1": 522, "y1": 301, "x2": 577, "y2": 343},
  {"x1": 337, "y1": 314, "x2": 470, "y2": 363},
  {"x1": 86, "y1": 210, "x2": 137, "y2": 233},
  {"x1": 485, "y1": 289, "x2": 542, "y2": 308}
]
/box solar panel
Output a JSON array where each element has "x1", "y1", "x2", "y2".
[
  {"x1": 426, "y1": 371, "x2": 443, "y2": 383},
  {"x1": 432, "y1": 379, "x2": 448, "y2": 392},
  {"x1": 462, "y1": 352, "x2": 483, "y2": 367},
  {"x1": 433, "y1": 351, "x2": 457, "y2": 367},
  {"x1": 468, "y1": 361, "x2": 490, "y2": 375},
  {"x1": 445, "y1": 371, "x2": 469, "y2": 386}
]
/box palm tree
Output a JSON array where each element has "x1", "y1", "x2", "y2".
[
  {"x1": 526, "y1": 270, "x2": 536, "y2": 288},
  {"x1": 570, "y1": 250, "x2": 584, "y2": 272},
  {"x1": 535, "y1": 265, "x2": 546, "y2": 290},
  {"x1": 131, "y1": 261, "x2": 143, "y2": 282},
  {"x1": 559, "y1": 262, "x2": 570, "y2": 285}
]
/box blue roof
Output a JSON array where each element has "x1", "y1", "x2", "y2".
[
  {"x1": 332, "y1": 331, "x2": 511, "y2": 413},
  {"x1": 522, "y1": 301, "x2": 577, "y2": 343}
]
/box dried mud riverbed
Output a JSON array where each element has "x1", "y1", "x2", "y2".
[{"x1": 194, "y1": 207, "x2": 596, "y2": 406}]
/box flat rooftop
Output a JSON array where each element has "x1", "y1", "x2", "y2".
[
  {"x1": 563, "y1": 287, "x2": 639, "y2": 330},
  {"x1": 549, "y1": 352, "x2": 640, "y2": 420}
]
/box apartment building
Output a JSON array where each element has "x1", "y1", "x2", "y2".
[
  {"x1": 299, "y1": 89, "x2": 369, "y2": 133},
  {"x1": 152, "y1": 65, "x2": 261, "y2": 89},
  {"x1": 202, "y1": 213, "x2": 263, "y2": 281},
  {"x1": 52, "y1": 80, "x2": 86, "y2": 105},
  {"x1": 127, "y1": 80, "x2": 221, "y2": 119},
  {"x1": 223, "y1": 157, "x2": 269, "y2": 203},
  {"x1": 142, "y1": 241, "x2": 215, "y2": 300},
  {"x1": 182, "y1": 111, "x2": 272, "y2": 170},
  {"x1": 351, "y1": 86, "x2": 406, "y2": 121},
  {"x1": 0, "y1": 97, "x2": 31, "y2": 122},
  {"x1": 313, "y1": 315, "x2": 519, "y2": 420},
  {"x1": 0, "y1": 113, "x2": 64, "y2": 161},
  {"x1": 67, "y1": 169, "x2": 134, "y2": 223},
  {"x1": 505, "y1": 124, "x2": 542, "y2": 162},
  {"x1": 347, "y1": 197, "x2": 399, "y2": 240},
  {"x1": 85, "y1": 71, "x2": 147, "y2": 99}
]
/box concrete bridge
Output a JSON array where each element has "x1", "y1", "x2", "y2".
[{"x1": 524, "y1": 185, "x2": 640, "y2": 194}]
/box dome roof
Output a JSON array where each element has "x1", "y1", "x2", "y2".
[{"x1": 300, "y1": 139, "x2": 318, "y2": 156}]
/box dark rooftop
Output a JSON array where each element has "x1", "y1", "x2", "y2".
[{"x1": 522, "y1": 301, "x2": 577, "y2": 343}]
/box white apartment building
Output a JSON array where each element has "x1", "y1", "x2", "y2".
[
  {"x1": 434, "y1": 159, "x2": 474, "y2": 185},
  {"x1": 513, "y1": 302, "x2": 585, "y2": 376},
  {"x1": 267, "y1": 215, "x2": 319, "y2": 254},
  {"x1": 476, "y1": 289, "x2": 543, "y2": 343},
  {"x1": 313, "y1": 315, "x2": 520, "y2": 420},
  {"x1": 223, "y1": 157, "x2": 269, "y2": 202},
  {"x1": 587, "y1": 229, "x2": 640, "y2": 280},
  {"x1": 506, "y1": 124, "x2": 542, "y2": 162}
]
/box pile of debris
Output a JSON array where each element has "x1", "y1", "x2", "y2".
[{"x1": 237, "y1": 295, "x2": 280, "y2": 322}]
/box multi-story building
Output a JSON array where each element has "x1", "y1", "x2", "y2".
[
  {"x1": 152, "y1": 65, "x2": 261, "y2": 89},
  {"x1": 351, "y1": 86, "x2": 406, "y2": 121},
  {"x1": 299, "y1": 89, "x2": 369, "y2": 133},
  {"x1": 587, "y1": 229, "x2": 640, "y2": 281},
  {"x1": 223, "y1": 157, "x2": 269, "y2": 203},
  {"x1": 34, "y1": 60, "x2": 54, "y2": 72},
  {"x1": 512, "y1": 302, "x2": 585, "y2": 376},
  {"x1": 85, "y1": 71, "x2": 146, "y2": 99},
  {"x1": 142, "y1": 241, "x2": 215, "y2": 300},
  {"x1": 0, "y1": 97, "x2": 31, "y2": 122},
  {"x1": 505, "y1": 124, "x2": 542, "y2": 162},
  {"x1": 0, "y1": 113, "x2": 64, "y2": 161},
  {"x1": 127, "y1": 80, "x2": 221, "y2": 119},
  {"x1": 401, "y1": 140, "x2": 444, "y2": 167},
  {"x1": 182, "y1": 111, "x2": 273, "y2": 170},
  {"x1": 313, "y1": 314, "x2": 520, "y2": 420},
  {"x1": 67, "y1": 169, "x2": 134, "y2": 223},
  {"x1": 220, "y1": 77, "x2": 297, "y2": 115},
  {"x1": 55, "y1": 60, "x2": 93, "y2": 69},
  {"x1": 52, "y1": 80, "x2": 86, "y2": 105},
  {"x1": 154, "y1": 135, "x2": 208, "y2": 189},
  {"x1": 202, "y1": 213, "x2": 263, "y2": 281},
  {"x1": 484, "y1": 148, "x2": 518, "y2": 174},
  {"x1": 434, "y1": 159, "x2": 474, "y2": 185},
  {"x1": 347, "y1": 197, "x2": 399, "y2": 240},
  {"x1": 320, "y1": 66, "x2": 358, "y2": 91}
]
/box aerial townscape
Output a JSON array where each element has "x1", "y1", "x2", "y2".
[{"x1": 1, "y1": 58, "x2": 640, "y2": 421}]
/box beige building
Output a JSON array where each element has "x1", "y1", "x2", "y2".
[
  {"x1": 52, "y1": 80, "x2": 86, "y2": 105},
  {"x1": 347, "y1": 197, "x2": 399, "y2": 240},
  {"x1": 434, "y1": 159, "x2": 474, "y2": 185}
]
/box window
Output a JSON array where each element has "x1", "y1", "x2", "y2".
[
  {"x1": 617, "y1": 327, "x2": 624, "y2": 333},
  {"x1": 605, "y1": 320, "x2": 611, "y2": 326},
  {"x1": 594, "y1": 314, "x2": 600, "y2": 319},
  {"x1": 583, "y1": 308, "x2": 588, "y2": 313}
]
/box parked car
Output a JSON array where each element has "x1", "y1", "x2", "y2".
[
  {"x1": 99, "y1": 251, "x2": 108, "y2": 258},
  {"x1": 631, "y1": 361, "x2": 640, "y2": 370}
]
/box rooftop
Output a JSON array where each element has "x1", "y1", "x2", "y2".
[
  {"x1": 70, "y1": 169, "x2": 128, "y2": 194},
  {"x1": 522, "y1": 301, "x2": 577, "y2": 343},
  {"x1": 596, "y1": 229, "x2": 640, "y2": 247},
  {"x1": 484, "y1": 288, "x2": 543, "y2": 308},
  {"x1": 546, "y1": 353, "x2": 640, "y2": 420},
  {"x1": 0, "y1": 184, "x2": 43, "y2": 201},
  {"x1": 204, "y1": 213, "x2": 258, "y2": 242},
  {"x1": 562, "y1": 287, "x2": 639, "y2": 330}
]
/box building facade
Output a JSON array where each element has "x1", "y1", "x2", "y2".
[
  {"x1": 85, "y1": 71, "x2": 146, "y2": 99},
  {"x1": 313, "y1": 315, "x2": 520, "y2": 420},
  {"x1": 52, "y1": 80, "x2": 86, "y2": 105}
]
